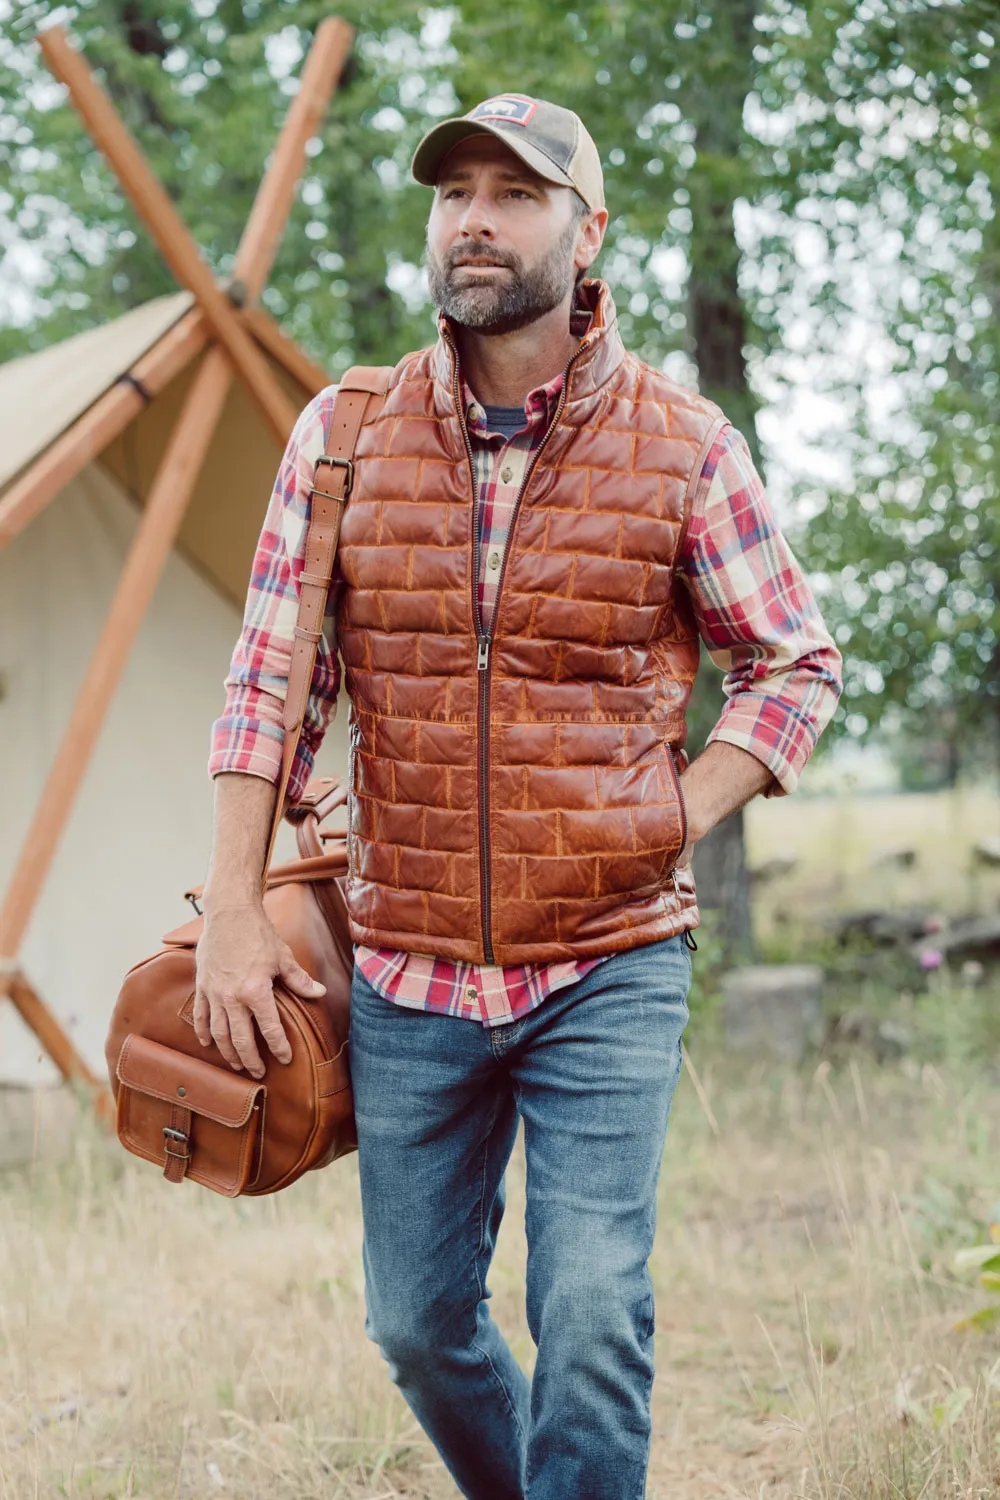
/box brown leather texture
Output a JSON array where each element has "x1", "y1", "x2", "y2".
[
  {"x1": 105, "y1": 787, "x2": 357, "y2": 1195},
  {"x1": 333, "y1": 279, "x2": 725, "y2": 964},
  {"x1": 116, "y1": 1034, "x2": 266, "y2": 1196}
]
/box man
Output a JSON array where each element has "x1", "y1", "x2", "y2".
[{"x1": 197, "y1": 95, "x2": 841, "y2": 1500}]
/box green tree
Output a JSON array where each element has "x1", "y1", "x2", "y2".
[
  {"x1": 751, "y1": 0, "x2": 999, "y2": 771},
  {"x1": 0, "y1": 0, "x2": 443, "y2": 369}
]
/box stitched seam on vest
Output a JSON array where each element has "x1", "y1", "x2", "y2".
[{"x1": 676, "y1": 414, "x2": 730, "y2": 561}]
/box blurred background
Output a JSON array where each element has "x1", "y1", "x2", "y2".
[{"x1": 1, "y1": 2, "x2": 1000, "y2": 1497}]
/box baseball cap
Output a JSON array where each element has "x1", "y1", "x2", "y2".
[{"x1": 411, "y1": 94, "x2": 605, "y2": 212}]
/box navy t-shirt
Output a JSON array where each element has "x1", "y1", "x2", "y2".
[{"x1": 481, "y1": 404, "x2": 526, "y2": 442}]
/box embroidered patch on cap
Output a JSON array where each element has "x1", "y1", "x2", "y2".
[{"x1": 468, "y1": 95, "x2": 538, "y2": 127}]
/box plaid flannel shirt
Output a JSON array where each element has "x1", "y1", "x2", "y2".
[{"x1": 210, "y1": 360, "x2": 842, "y2": 1028}]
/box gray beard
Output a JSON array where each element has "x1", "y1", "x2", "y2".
[{"x1": 427, "y1": 221, "x2": 578, "y2": 336}]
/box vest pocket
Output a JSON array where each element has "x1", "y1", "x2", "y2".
[{"x1": 662, "y1": 742, "x2": 688, "y2": 877}]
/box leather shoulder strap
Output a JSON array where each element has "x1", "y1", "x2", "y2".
[{"x1": 262, "y1": 366, "x2": 393, "y2": 882}]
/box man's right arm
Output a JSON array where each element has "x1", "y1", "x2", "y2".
[{"x1": 195, "y1": 388, "x2": 341, "y2": 1078}]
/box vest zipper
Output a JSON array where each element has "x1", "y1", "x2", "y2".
[
  {"x1": 664, "y1": 744, "x2": 688, "y2": 863},
  {"x1": 346, "y1": 713, "x2": 360, "y2": 880},
  {"x1": 445, "y1": 337, "x2": 494, "y2": 960},
  {"x1": 446, "y1": 328, "x2": 590, "y2": 964}
]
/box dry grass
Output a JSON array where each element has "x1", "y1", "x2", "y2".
[{"x1": 3, "y1": 1057, "x2": 1000, "y2": 1498}]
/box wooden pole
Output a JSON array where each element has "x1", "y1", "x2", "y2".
[
  {"x1": 37, "y1": 25, "x2": 299, "y2": 445},
  {"x1": 3, "y1": 968, "x2": 102, "y2": 1092},
  {"x1": 0, "y1": 351, "x2": 232, "y2": 964},
  {"x1": 241, "y1": 306, "x2": 332, "y2": 396},
  {"x1": 0, "y1": 308, "x2": 206, "y2": 552},
  {"x1": 232, "y1": 16, "x2": 353, "y2": 299}
]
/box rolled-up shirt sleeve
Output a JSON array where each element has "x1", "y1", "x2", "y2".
[
  {"x1": 208, "y1": 386, "x2": 341, "y2": 803},
  {"x1": 679, "y1": 424, "x2": 843, "y2": 797}
]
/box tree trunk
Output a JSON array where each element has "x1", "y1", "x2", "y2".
[{"x1": 685, "y1": 0, "x2": 760, "y2": 961}]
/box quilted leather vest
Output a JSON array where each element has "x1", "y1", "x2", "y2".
[{"x1": 333, "y1": 281, "x2": 727, "y2": 965}]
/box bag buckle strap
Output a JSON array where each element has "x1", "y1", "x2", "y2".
[
  {"x1": 313, "y1": 454, "x2": 354, "y2": 498},
  {"x1": 162, "y1": 1107, "x2": 192, "y2": 1184}
]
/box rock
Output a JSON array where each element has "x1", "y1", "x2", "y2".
[
  {"x1": 833, "y1": 909, "x2": 934, "y2": 946},
  {"x1": 720, "y1": 964, "x2": 824, "y2": 1065},
  {"x1": 972, "y1": 838, "x2": 1000, "y2": 868},
  {"x1": 0, "y1": 1085, "x2": 80, "y2": 1171},
  {"x1": 914, "y1": 916, "x2": 1000, "y2": 966},
  {"x1": 749, "y1": 855, "x2": 799, "y2": 885},
  {"x1": 826, "y1": 1010, "x2": 913, "y2": 1064},
  {"x1": 875, "y1": 1021, "x2": 912, "y2": 1064},
  {"x1": 872, "y1": 847, "x2": 918, "y2": 870}
]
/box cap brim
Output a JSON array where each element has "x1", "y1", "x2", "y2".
[{"x1": 411, "y1": 119, "x2": 578, "y2": 196}]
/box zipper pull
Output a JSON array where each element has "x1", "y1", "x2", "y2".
[{"x1": 477, "y1": 638, "x2": 490, "y2": 671}]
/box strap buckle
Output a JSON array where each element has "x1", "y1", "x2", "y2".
[
  {"x1": 163, "y1": 1126, "x2": 190, "y2": 1156},
  {"x1": 314, "y1": 454, "x2": 355, "y2": 498}
]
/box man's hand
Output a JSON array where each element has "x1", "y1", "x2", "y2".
[
  {"x1": 676, "y1": 740, "x2": 777, "y2": 867},
  {"x1": 193, "y1": 903, "x2": 326, "y2": 1079}
]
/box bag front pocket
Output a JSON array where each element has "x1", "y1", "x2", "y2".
[{"x1": 115, "y1": 1033, "x2": 265, "y2": 1197}]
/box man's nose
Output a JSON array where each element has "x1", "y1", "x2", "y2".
[{"x1": 458, "y1": 190, "x2": 496, "y2": 239}]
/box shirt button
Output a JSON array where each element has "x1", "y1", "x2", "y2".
[
  {"x1": 488, "y1": 550, "x2": 500, "y2": 570},
  {"x1": 468, "y1": 404, "x2": 483, "y2": 424},
  {"x1": 500, "y1": 465, "x2": 513, "y2": 483}
]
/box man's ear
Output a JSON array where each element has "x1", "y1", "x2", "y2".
[{"x1": 576, "y1": 207, "x2": 609, "y2": 274}]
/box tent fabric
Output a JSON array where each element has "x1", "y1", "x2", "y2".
[
  {"x1": 0, "y1": 292, "x2": 194, "y2": 493},
  {"x1": 0, "y1": 303, "x2": 349, "y2": 1085},
  {"x1": 0, "y1": 461, "x2": 350, "y2": 1083}
]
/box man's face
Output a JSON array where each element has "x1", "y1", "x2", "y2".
[{"x1": 426, "y1": 135, "x2": 588, "y2": 337}]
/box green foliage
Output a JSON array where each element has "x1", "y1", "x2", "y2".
[
  {"x1": 0, "y1": 0, "x2": 440, "y2": 368},
  {"x1": 755, "y1": 1, "x2": 1000, "y2": 753},
  {"x1": 954, "y1": 1223, "x2": 1000, "y2": 1332}
]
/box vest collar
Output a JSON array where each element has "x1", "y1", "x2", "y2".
[{"x1": 432, "y1": 278, "x2": 626, "y2": 416}]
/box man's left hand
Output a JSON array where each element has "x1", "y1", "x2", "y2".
[{"x1": 676, "y1": 741, "x2": 778, "y2": 867}]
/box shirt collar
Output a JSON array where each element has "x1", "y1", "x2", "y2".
[{"x1": 461, "y1": 301, "x2": 596, "y2": 440}]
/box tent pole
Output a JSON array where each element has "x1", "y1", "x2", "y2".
[
  {"x1": 0, "y1": 349, "x2": 232, "y2": 967},
  {"x1": 240, "y1": 307, "x2": 332, "y2": 396},
  {"x1": 232, "y1": 16, "x2": 353, "y2": 298},
  {"x1": 37, "y1": 26, "x2": 298, "y2": 444},
  {"x1": 2, "y1": 969, "x2": 103, "y2": 1091},
  {"x1": 0, "y1": 309, "x2": 206, "y2": 553}
]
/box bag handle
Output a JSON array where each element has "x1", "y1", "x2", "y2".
[{"x1": 261, "y1": 366, "x2": 393, "y2": 885}]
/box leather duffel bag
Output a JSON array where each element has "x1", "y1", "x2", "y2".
[
  {"x1": 105, "y1": 778, "x2": 356, "y2": 1195},
  {"x1": 103, "y1": 367, "x2": 391, "y2": 1196}
]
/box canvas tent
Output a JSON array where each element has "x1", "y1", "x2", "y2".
[
  {"x1": 0, "y1": 297, "x2": 350, "y2": 1084},
  {"x1": 0, "y1": 19, "x2": 353, "y2": 1095}
]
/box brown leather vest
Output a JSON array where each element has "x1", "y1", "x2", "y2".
[{"x1": 333, "y1": 281, "x2": 726, "y2": 965}]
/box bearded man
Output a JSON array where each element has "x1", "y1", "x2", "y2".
[{"x1": 196, "y1": 95, "x2": 842, "y2": 1500}]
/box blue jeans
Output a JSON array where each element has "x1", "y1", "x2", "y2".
[{"x1": 348, "y1": 933, "x2": 692, "y2": 1500}]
